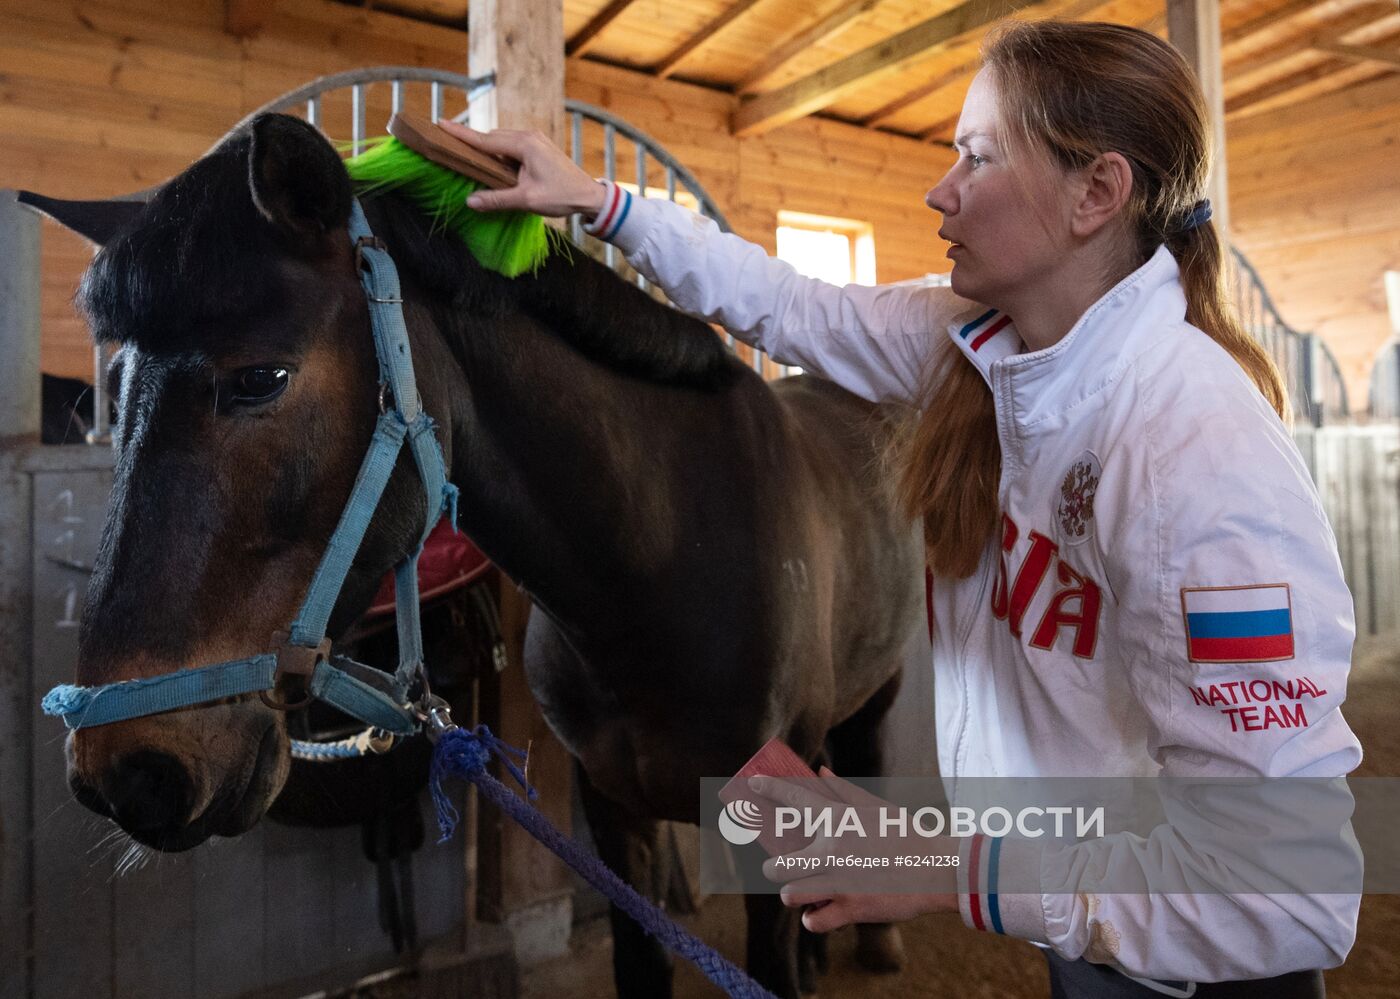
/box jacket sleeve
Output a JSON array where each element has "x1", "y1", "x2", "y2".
[
  {"x1": 583, "y1": 180, "x2": 975, "y2": 406},
  {"x1": 956, "y1": 350, "x2": 1364, "y2": 982}
]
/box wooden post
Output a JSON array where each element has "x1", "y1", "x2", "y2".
[
  {"x1": 1168, "y1": 0, "x2": 1230, "y2": 237},
  {"x1": 469, "y1": 0, "x2": 565, "y2": 144},
  {"x1": 466, "y1": 0, "x2": 576, "y2": 966}
]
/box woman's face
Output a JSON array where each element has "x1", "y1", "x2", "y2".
[{"x1": 926, "y1": 69, "x2": 1076, "y2": 309}]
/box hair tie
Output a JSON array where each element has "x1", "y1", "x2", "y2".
[{"x1": 1179, "y1": 199, "x2": 1212, "y2": 233}]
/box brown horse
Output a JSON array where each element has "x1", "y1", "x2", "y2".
[{"x1": 34, "y1": 113, "x2": 922, "y2": 999}]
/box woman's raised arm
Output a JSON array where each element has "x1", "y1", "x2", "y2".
[{"x1": 440, "y1": 122, "x2": 976, "y2": 407}]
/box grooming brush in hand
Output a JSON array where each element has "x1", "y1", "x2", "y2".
[
  {"x1": 387, "y1": 111, "x2": 519, "y2": 190},
  {"x1": 718, "y1": 738, "x2": 819, "y2": 857}
]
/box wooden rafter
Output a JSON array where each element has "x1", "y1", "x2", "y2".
[
  {"x1": 1313, "y1": 40, "x2": 1400, "y2": 68},
  {"x1": 861, "y1": 58, "x2": 979, "y2": 127},
  {"x1": 655, "y1": 0, "x2": 767, "y2": 79},
  {"x1": 732, "y1": 0, "x2": 1041, "y2": 138},
  {"x1": 733, "y1": 0, "x2": 882, "y2": 95},
  {"x1": 1226, "y1": 2, "x2": 1395, "y2": 82},
  {"x1": 1227, "y1": 52, "x2": 1358, "y2": 114},
  {"x1": 225, "y1": 0, "x2": 277, "y2": 37},
  {"x1": 1221, "y1": 0, "x2": 1318, "y2": 47},
  {"x1": 566, "y1": 0, "x2": 642, "y2": 58},
  {"x1": 860, "y1": 0, "x2": 1106, "y2": 128}
]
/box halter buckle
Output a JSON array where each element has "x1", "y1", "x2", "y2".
[
  {"x1": 354, "y1": 234, "x2": 387, "y2": 271},
  {"x1": 260, "y1": 631, "x2": 332, "y2": 711}
]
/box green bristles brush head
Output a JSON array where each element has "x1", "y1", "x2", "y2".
[{"x1": 342, "y1": 136, "x2": 558, "y2": 278}]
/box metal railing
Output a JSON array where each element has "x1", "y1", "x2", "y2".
[{"x1": 1227, "y1": 246, "x2": 1349, "y2": 427}]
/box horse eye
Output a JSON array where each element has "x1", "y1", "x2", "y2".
[{"x1": 232, "y1": 366, "x2": 289, "y2": 404}]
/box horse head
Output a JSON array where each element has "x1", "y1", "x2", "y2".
[{"x1": 35, "y1": 114, "x2": 439, "y2": 851}]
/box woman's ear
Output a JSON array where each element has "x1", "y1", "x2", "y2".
[{"x1": 1071, "y1": 152, "x2": 1133, "y2": 238}]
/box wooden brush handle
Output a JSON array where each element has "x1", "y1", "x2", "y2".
[{"x1": 387, "y1": 112, "x2": 520, "y2": 190}]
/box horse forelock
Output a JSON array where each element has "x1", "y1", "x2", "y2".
[{"x1": 79, "y1": 136, "x2": 292, "y2": 354}]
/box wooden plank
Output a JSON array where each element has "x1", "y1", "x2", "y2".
[
  {"x1": 1168, "y1": 0, "x2": 1230, "y2": 234},
  {"x1": 1225, "y1": 2, "x2": 1396, "y2": 82},
  {"x1": 861, "y1": 56, "x2": 978, "y2": 127},
  {"x1": 1221, "y1": 0, "x2": 1320, "y2": 47},
  {"x1": 654, "y1": 0, "x2": 766, "y2": 79},
  {"x1": 1227, "y1": 53, "x2": 1356, "y2": 115},
  {"x1": 30, "y1": 468, "x2": 117, "y2": 998},
  {"x1": 733, "y1": 0, "x2": 881, "y2": 94},
  {"x1": 470, "y1": 0, "x2": 565, "y2": 141},
  {"x1": 1313, "y1": 40, "x2": 1400, "y2": 69},
  {"x1": 114, "y1": 855, "x2": 197, "y2": 998},
  {"x1": 731, "y1": 0, "x2": 1042, "y2": 137},
  {"x1": 566, "y1": 0, "x2": 643, "y2": 57},
  {"x1": 225, "y1": 0, "x2": 279, "y2": 37},
  {"x1": 192, "y1": 829, "x2": 269, "y2": 998},
  {"x1": 261, "y1": 819, "x2": 344, "y2": 980}
]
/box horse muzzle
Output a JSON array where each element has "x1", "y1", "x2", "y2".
[{"x1": 67, "y1": 711, "x2": 288, "y2": 851}]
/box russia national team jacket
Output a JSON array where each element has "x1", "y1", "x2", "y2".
[{"x1": 585, "y1": 183, "x2": 1363, "y2": 984}]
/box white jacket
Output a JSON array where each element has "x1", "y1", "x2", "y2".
[{"x1": 585, "y1": 184, "x2": 1363, "y2": 985}]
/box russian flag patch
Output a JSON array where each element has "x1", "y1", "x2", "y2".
[{"x1": 1180, "y1": 584, "x2": 1294, "y2": 663}]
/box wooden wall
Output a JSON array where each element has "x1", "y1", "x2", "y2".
[
  {"x1": 0, "y1": 0, "x2": 954, "y2": 382},
  {"x1": 1227, "y1": 73, "x2": 1400, "y2": 411}
]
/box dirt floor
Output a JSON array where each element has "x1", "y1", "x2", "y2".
[{"x1": 520, "y1": 636, "x2": 1400, "y2": 999}]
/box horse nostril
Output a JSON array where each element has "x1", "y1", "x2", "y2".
[
  {"x1": 104, "y1": 751, "x2": 196, "y2": 833},
  {"x1": 70, "y1": 774, "x2": 115, "y2": 820}
]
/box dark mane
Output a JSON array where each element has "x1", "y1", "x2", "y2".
[
  {"x1": 80, "y1": 133, "x2": 296, "y2": 354},
  {"x1": 81, "y1": 127, "x2": 735, "y2": 390},
  {"x1": 360, "y1": 191, "x2": 736, "y2": 391}
]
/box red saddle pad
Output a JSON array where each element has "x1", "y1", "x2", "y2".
[{"x1": 365, "y1": 517, "x2": 493, "y2": 618}]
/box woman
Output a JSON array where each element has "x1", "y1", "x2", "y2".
[{"x1": 443, "y1": 20, "x2": 1361, "y2": 997}]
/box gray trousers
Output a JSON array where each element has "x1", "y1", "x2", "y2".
[{"x1": 1045, "y1": 950, "x2": 1325, "y2": 999}]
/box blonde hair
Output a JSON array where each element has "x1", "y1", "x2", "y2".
[{"x1": 892, "y1": 20, "x2": 1286, "y2": 579}]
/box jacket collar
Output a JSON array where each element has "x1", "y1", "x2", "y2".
[{"x1": 945, "y1": 245, "x2": 1187, "y2": 430}]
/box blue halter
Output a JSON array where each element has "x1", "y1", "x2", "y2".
[{"x1": 41, "y1": 200, "x2": 457, "y2": 738}]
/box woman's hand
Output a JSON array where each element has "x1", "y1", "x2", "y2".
[
  {"x1": 436, "y1": 122, "x2": 608, "y2": 219},
  {"x1": 750, "y1": 766, "x2": 959, "y2": 933}
]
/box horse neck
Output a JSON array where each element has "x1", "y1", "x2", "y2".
[{"x1": 422, "y1": 295, "x2": 681, "y2": 634}]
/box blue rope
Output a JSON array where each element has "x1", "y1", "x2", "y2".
[{"x1": 430, "y1": 727, "x2": 778, "y2": 999}]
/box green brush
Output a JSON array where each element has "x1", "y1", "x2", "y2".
[{"x1": 342, "y1": 121, "x2": 555, "y2": 278}]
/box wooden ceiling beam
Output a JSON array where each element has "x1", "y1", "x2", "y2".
[
  {"x1": 1313, "y1": 40, "x2": 1400, "y2": 69},
  {"x1": 732, "y1": 0, "x2": 1041, "y2": 138},
  {"x1": 225, "y1": 0, "x2": 278, "y2": 38},
  {"x1": 1226, "y1": 54, "x2": 1356, "y2": 114},
  {"x1": 566, "y1": 0, "x2": 642, "y2": 58},
  {"x1": 860, "y1": 0, "x2": 1112, "y2": 128},
  {"x1": 655, "y1": 0, "x2": 767, "y2": 79},
  {"x1": 1225, "y1": 2, "x2": 1395, "y2": 82},
  {"x1": 1220, "y1": 0, "x2": 1318, "y2": 48},
  {"x1": 733, "y1": 0, "x2": 882, "y2": 95},
  {"x1": 860, "y1": 58, "x2": 979, "y2": 127}
]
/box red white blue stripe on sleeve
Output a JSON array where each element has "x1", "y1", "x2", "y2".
[
  {"x1": 965, "y1": 834, "x2": 1005, "y2": 934},
  {"x1": 586, "y1": 181, "x2": 633, "y2": 242},
  {"x1": 1181, "y1": 584, "x2": 1294, "y2": 663}
]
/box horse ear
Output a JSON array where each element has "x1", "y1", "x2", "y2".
[
  {"x1": 246, "y1": 113, "x2": 352, "y2": 250},
  {"x1": 16, "y1": 191, "x2": 146, "y2": 247}
]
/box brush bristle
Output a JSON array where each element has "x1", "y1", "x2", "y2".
[{"x1": 343, "y1": 136, "x2": 554, "y2": 278}]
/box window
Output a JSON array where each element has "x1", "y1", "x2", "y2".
[{"x1": 775, "y1": 210, "x2": 876, "y2": 287}]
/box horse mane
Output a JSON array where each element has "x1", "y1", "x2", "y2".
[{"x1": 361, "y1": 188, "x2": 735, "y2": 391}]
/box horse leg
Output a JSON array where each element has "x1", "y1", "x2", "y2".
[
  {"x1": 795, "y1": 746, "x2": 829, "y2": 995},
  {"x1": 745, "y1": 891, "x2": 803, "y2": 999},
  {"x1": 575, "y1": 760, "x2": 674, "y2": 999},
  {"x1": 827, "y1": 672, "x2": 906, "y2": 974}
]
